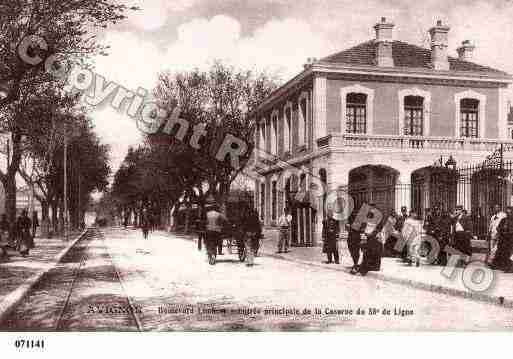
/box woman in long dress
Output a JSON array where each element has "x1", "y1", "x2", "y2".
[
  {"x1": 358, "y1": 204, "x2": 384, "y2": 276},
  {"x1": 17, "y1": 210, "x2": 32, "y2": 257}
]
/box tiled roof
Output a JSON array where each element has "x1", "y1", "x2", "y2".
[{"x1": 321, "y1": 40, "x2": 509, "y2": 75}]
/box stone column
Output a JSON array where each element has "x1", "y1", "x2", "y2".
[{"x1": 313, "y1": 75, "x2": 327, "y2": 146}]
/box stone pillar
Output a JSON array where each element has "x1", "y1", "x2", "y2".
[{"x1": 313, "y1": 75, "x2": 327, "y2": 145}]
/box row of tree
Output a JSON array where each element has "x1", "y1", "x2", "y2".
[
  {"x1": 107, "y1": 62, "x2": 280, "y2": 230},
  {"x1": 0, "y1": 0, "x2": 133, "y2": 232}
]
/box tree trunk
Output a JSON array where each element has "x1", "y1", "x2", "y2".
[
  {"x1": 2, "y1": 174, "x2": 16, "y2": 241},
  {"x1": 40, "y1": 200, "x2": 50, "y2": 238},
  {"x1": 51, "y1": 200, "x2": 59, "y2": 235}
]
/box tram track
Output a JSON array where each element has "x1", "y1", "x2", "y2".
[{"x1": 2, "y1": 227, "x2": 144, "y2": 331}]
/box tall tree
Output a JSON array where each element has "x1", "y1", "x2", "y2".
[
  {"x1": 152, "y1": 61, "x2": 280, "y2": 202},
  {"x1": 0, "y1": 0, "x2": 136, "y2": 108}
]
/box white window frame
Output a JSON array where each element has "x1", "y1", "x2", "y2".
[
  {"x1": 398, "y1": 88, "x2": 431, "y2": 136},
  {"x1": 298, "y1": 91, "x2": 309, "y2": 147},
  {"x1": 340, "y1": 84, "x2": 374, "y2": 134},
  {"x1": 283, "y1": 102, "x2": 292, "y2": 153},
  {"x1": 454, "y1": 90, "x2": 486, "y2": 138}
]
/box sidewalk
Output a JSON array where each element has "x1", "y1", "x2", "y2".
[
  {"x1": 0, "y1": 231, "x2": 85, "y2": 323},
  {"x1": 260, "y1": 228, "x2": 513, "y2": 308}
]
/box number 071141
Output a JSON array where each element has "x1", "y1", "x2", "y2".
[{"x1": 14, "y1": 339, "x2": 45, "y2": 349}]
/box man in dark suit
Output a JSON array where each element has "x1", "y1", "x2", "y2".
[
  {"x1": 322, "y1": 211, "x2": 340, "y2": 264},
  {"x1": 432, "y1": 207, "x2": 452, "y2": 266},
  {"x1": 452, "y1": 205, "x2": 473, "y2": 262},
  {"x1": 394, "y1": 206, "x2": 409, "y2": 260}
]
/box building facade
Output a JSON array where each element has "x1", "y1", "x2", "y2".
[{"x1": 251, "y1": 18, "x2": 513, "y2": 246}]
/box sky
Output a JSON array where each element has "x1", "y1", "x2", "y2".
[{"x1": 89, "y1": 0, "x2": 513, "y2": 174}]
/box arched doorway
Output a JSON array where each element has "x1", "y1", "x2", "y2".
[
  {"x1": 285, "y1": 173, "x2": 316, "y2": 247},
  {"x1": 470, "y1": 167, "x2": 512, "y2": 238},
  {"x1": 411, "y1": 166, "x2": 458, "y2": 218},
  {"x1": 348, "y1": 165, "x2": 399, "y2": 214}
]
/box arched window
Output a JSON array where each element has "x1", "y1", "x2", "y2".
[
  {"x1": 404, "y1": 96, "x2": 424, "y2": 136},
  {"x1": 299, "y1": 97, "x2": 308, "y2": 146},
  {"x1": 271, "y1": 180, "x2": 277, "y2": 221},
  {"x1": 271, "y1": 112, "x2": 278, "y2": 155},
  {"x1": 259, "y1": 121, "x2": 266, "y2": 152},
  {"x1": 319, "y1": 169, "x2": 327, "y2": 219},
  {"x1": 284, "y1": 105, "x2": 292, "y2": 152},
  {"x1": 346, "y1": 93, "x2": 367, "y2": 134},
  {"x1": 460, "y1": 98, "x2": 479, "y2": 138}
]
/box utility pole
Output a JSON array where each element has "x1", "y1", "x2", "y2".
[{"x1": 64, "y1": 123, "x2": 68, "y2": 241}]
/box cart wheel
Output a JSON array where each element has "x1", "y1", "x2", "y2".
[
  {"x1": 208, "y1": 252, "x2": 216, "y2": 265},
  {"x1": 238, "y1": 245, "x2": 246, "y2": 262}
]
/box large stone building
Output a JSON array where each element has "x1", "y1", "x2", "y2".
[{"x1": 251, "y1": 18, "x2": 513, "y2": 246}]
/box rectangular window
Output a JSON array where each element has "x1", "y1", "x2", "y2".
[
  {"x1": 346, "y1": 93, "x2": 367, "y2": 134},
  {"x1": 404, "y1": 96, "x2": 424, "y2": 136},
  {"x1": 460, "y1": 99, "x2": 479, "y2": 138},
  {"x1": 271, "y1": 181, "x2": 277, "y2": 221},
  {"x1": 260, "y1": 183, "x2": 265, "y2": 221}
]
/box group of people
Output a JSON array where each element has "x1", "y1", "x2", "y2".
[
  {"x1": 0, "y1": 209, "x2": 37, "y2": 260},
  {"x1": 319, "y1": 203, "x2": 513, "y2": 276},
  {"x1": 197, "y1": 201, "x2": 262, "y2": 266},
  {"x1": 139, "y1": 208, "x2": 156, "y2": 240}
]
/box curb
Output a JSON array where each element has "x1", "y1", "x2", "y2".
[
  {"x1": 171, "y1": 230, "x2": 512, "y2": 310},
  {"x1": 0, "y1": 229, "x2": 89, "y2": 324},
  {"x1": 261, "y1": 250, "x2": 513, "y2": 310}
]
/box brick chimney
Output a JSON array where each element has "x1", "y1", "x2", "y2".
[
  {"x1": 429, "y1": 20, "x2": 450, "y2": 70},
  {"x1": 457, "y1": 40, "x2": 475, "y2": 62},
  {"x1": 374, "y1": 17, "x2": 394, "y2": 67},
  {"x1": 303, "y1": 57, "x2": 318, "y2": 70}
]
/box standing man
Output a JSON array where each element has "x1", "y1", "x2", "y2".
[
  {"x1": 240, "y1": 205, "x2": 261, "y2": 267},
  {"x1": 277, "y1": 207, "x2": 292, "y2": 253},
  {"x1": 434, "y1": 207, "x2": 452, "y2": 266},
  {"x1": 205, "y1": 202, "x2": 228, "y2": 265},
  {"x1": 140, "y1": 208, "x2": 150, "y2": 240},
  {"x1": 16, "y1": 210, "x2": 32, "y2": 257},
  {"x1": 31, "y1": 210, "x2": 39, "y2": 241},
  {"x1": 395, "y1": 206, "x2": 409, "y2": 259},
  {"x1": 491, "y1": 206, "x2": 513, "y2": 272},
  {"x1": 487, "y1": 204, "x2": 506, "y2": 265},
  {"x1": 346, "y1": 212, "x2": 362, "y2": 274},
  {"x1": 322, "y1": 210, "x2": 340, "y2": 264},
  {"x1": 452, "y1": 206, "x2": 473, "y2": 263}
]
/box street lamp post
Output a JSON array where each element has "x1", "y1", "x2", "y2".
[{"x1": 64, "y1": 122, "x2": 68, "y2": 240}]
